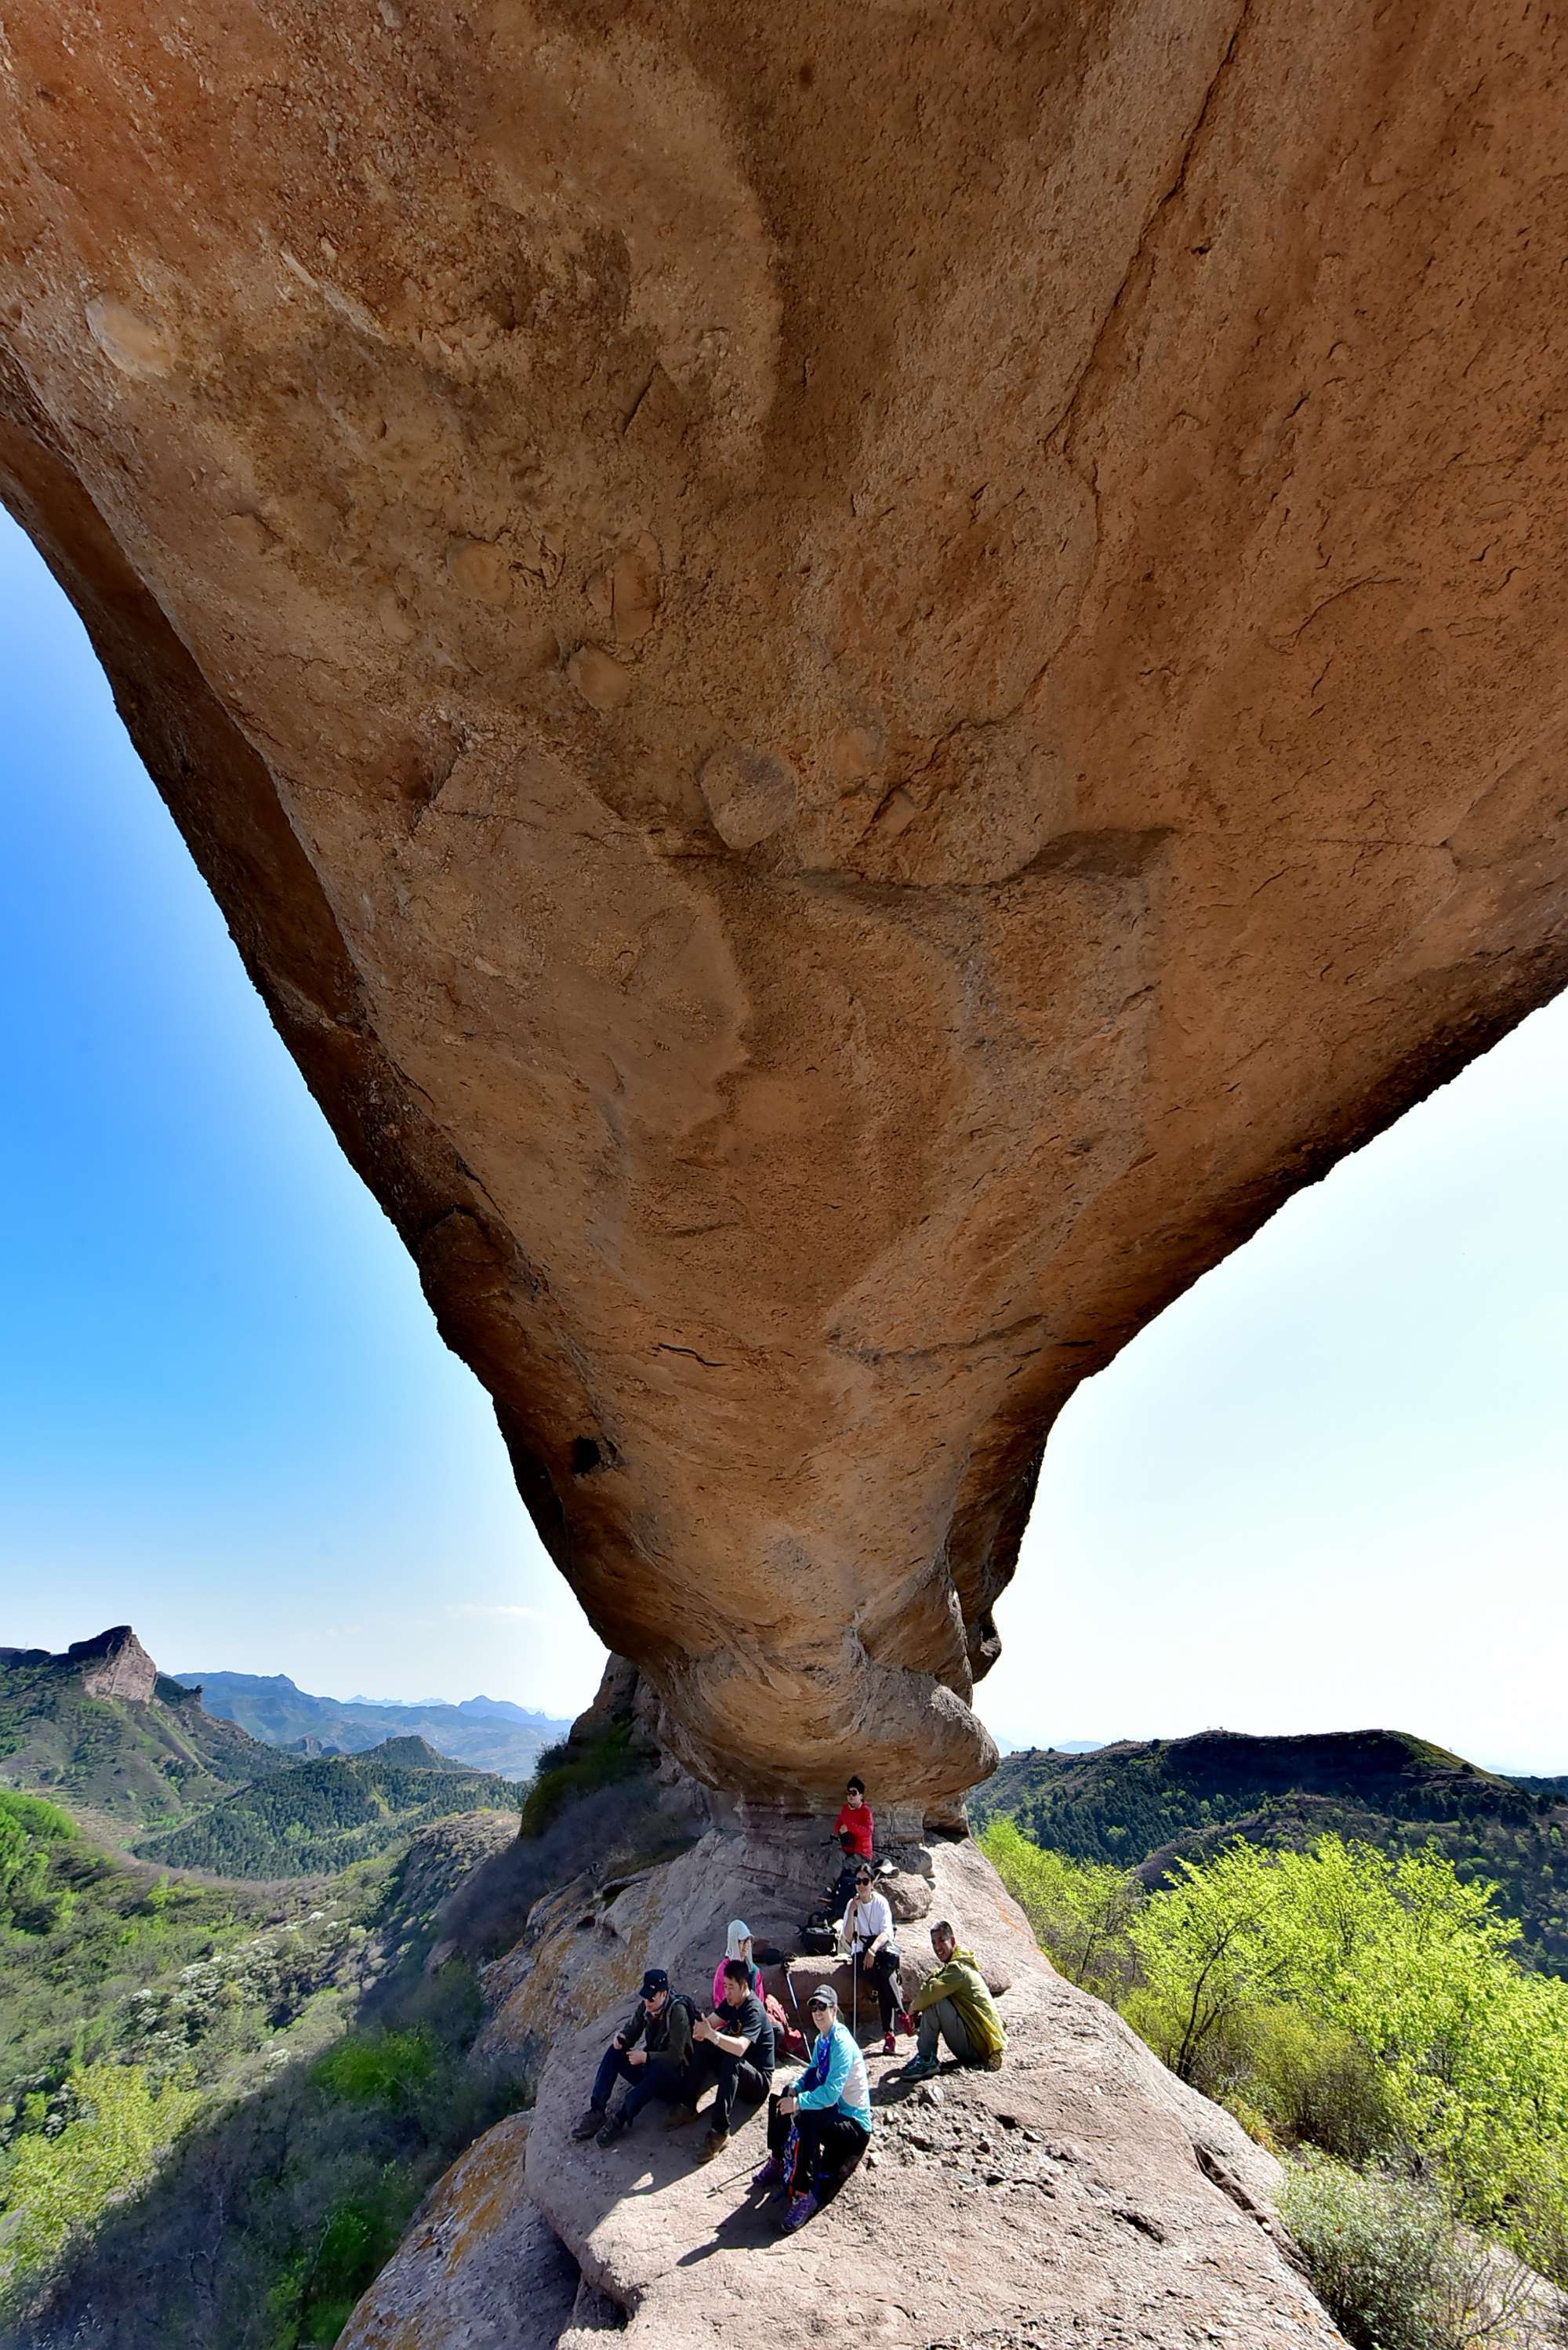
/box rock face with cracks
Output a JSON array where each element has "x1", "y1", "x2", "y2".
[{"x1": 5, "y1": 3, "x2": 1568, "y2": 1807}]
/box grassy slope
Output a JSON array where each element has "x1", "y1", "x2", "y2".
[
  {"x1": 974, "y1": 1728, "x2": 1568, "y2": 1974},
  {"x1": 0, "y1": 1656, "x2": 286, "y2": 1835},
  {"x1": 0, "y1": 1802, "x2": 395, "y2": 2126},
  {"x1": 133, "y1": 1742, "x2": 523, "y2": 1878},
  {"x1": 0, "y1": 1792, "x2": 525, "y2": 2348}
]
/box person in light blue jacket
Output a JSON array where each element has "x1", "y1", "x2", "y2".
[{"x1": 753, "y1": 1984, "x2": 872, "y2": 2231}]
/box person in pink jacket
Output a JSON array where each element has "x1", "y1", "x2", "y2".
[{"x1": 712, "y1": 1919, "x2": 764, "y2": 2007}]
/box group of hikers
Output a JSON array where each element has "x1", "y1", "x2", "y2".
[{"x1": 571, "y1": 1775, "x2": 1007, "y2": 2234}]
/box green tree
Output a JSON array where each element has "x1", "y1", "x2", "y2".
[
  {"x1": 1125, "y1": 1838, "x2": 1288, "y2": 2080},
  {"x1": 0, "y1": 1790, "x2": 75, "y2": 1929},
  {"x1": 1, "y1": 2064, "x2": 200, "y2": 2294},
  {"x1": 979, "y1": 1818, "x2": 1142, "y2": 2000}
]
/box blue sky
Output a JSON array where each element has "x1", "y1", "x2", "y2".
[{"x1": 2, "y1": 510, "x2": 1563, "y2": 1767}]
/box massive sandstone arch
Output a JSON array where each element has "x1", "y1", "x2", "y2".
[{"x1": 3, "y1": 0, "x2": 1565, "y2": 1814}]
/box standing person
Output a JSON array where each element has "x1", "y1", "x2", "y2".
[
  {"x1": 571, "y1": 1968, "x2": 693, "y2": 2145},
  {"x1": 753, "y1": 1984, "x2": 871, "y2": 2232},
  {"x1": 840, "y1": 1863, "x2": 902, "y2": 2055},
  {"x1": 901, "y1": 1920, "x2": 1007, "y2": 2079},
  {"x1": 671, "y1": 1957, "x2": 777, "y2": 2163},
  {"x1": 833, "y1": 1774, "x2": 874, "y2": 1861},
  {"x1": 710, "y1": 1920, "x2": 763, "y2": 2008}
]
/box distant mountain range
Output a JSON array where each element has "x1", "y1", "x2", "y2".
[
  {"x1": 1, "y1": 1629, "x2": 544, "y2": 1880},
  {"x1": 171, "y1": 1669, "x2": 572, "y2": 1776},
  {"x1": 975, "y1": 1727, "x2": 1568, "y2": 1974}
]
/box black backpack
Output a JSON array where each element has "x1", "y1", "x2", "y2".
[
  {"x1": 651, "y1": 1990, "x2": 701, "y2": 2050},
  {"x1": 800, "y1": 1908, "x2": 838, "y2": 1957}
]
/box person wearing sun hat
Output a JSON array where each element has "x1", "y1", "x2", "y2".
[
  {"x1": 753, "y1": 1981, "x2": 872, "y2": 2232},
  {"x1": 711, "y1": 1920, "x2": 764, "y2": 2007}
]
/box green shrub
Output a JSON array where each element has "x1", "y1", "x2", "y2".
[
  {"x1": 979, "y1": 1817, "x2": 1142, "y2": 2001},
  {"x1": 310, "y1": 2028, "x2": 436, "y2": 2106},
  {"x1": 0, "y1": 2063, "x2": 201, "y2": 2300},
  {"x1": 1123, "y1": 1832, "x2": 1568, "y2": 2227},
  {"x1": 296, "y1": 2184, "x2": 416, "y2": 2345},
  {"x1": 0, "y1": 1790, "x2": 76, "y2": 1930},
  {"x1": 1279, "y1": 2156, "x2": 1563, "y2": 2350},
  {"x1": 1243, "y1": 2007, "x2": 1396, "y2": 2165},
  {"x1": 993, "y1": 1816, "x2": 1568, "y2": 2284},
  {"x1": 518, "y1": 1725, "x2": 641, "y2": 1838}
]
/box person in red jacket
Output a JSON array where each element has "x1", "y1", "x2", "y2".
[{"x1": 833, "y1": 1775, "x2": 873, "y2": 1861}]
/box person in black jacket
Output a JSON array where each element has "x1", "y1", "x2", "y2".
[
  {"x1": 668, "y1": 1956, "x2": 777, "y2": 2162},
  {"x1": 572, "y1": 1968, "x2": 694, "y2": 2147}
]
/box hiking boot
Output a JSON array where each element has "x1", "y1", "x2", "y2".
[
  {"x1": 662, "y1": 2103, "x2": 697, "y2": 2130},
  {"x1": 571, "y1": 2107, "x2": 605, "y2": 2141},
  {"x1": 695, "y1": 2127, "x2": 729, "y2": 2165},
  {"x1": 780, "y1": 2189, "x2": 818, "y2": 2233},
  {"x1": 595, "y1": 2109, "x2": 629, "y2": 2147},
  {"x1": 900, "y1": 2055, "x2": 939, "y2": 2081},
  {"x1": 881, "y1": 2032, "x2": 896, "y2": 2056},
  {"x1": 982, "y1": 2050, "x2": 1005, "y2": 2072},
  {"x1": 897, "y1": 2010, "x2": 916, "y2": 2036},
  {"x1": 751, "y1": 2154, "x2": 784, "y2": 2193}
]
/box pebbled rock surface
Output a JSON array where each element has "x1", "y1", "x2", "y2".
[
  {"x1": 354, "y1": 1827, "x2": 1345, "y2": 2348},
  {"x1": 5, "y1": 4, "x2": 1568, "y2": 1804}
]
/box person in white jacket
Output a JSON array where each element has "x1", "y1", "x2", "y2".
[{"x1": 838, "y1": 1863, "x2": 904, "y2": 2054}]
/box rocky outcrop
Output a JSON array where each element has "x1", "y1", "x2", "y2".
[
  {"x1": 345, "y1": 1826, "x2": 1345, "y2": 2347},
  {"x1": 0, "y1": 1625, "x2": 292, "y2": 1827},
  {"x1": 333, "y1": 2114, "x2": 583, "y2": 2350},
  {"x1": 5, "y1": 4, "x2": 1568, "y2": 1807},
  {"x1": 67, "y1": 1625, "x2": 156, "y2": 1703}
]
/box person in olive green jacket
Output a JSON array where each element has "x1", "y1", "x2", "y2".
[{"x1": 901, "y1": 1920, "x2": 1006, "y2": 2078}]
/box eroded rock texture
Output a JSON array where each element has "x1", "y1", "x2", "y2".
[{"x1": 3, "y1": 2, "x2": 1567, "y2": 1805}]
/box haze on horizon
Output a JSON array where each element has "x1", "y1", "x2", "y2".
[{"x1": 2, "y1": 511, "x2": 1563, "y2": 1774}]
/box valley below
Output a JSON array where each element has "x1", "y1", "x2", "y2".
[{"x1": 3, "y1": 1630, "x2": 1567, "y2": 2349}]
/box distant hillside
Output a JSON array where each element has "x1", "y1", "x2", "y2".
[
  {"x1": 134, "y1": 1737, "x2": 522, "y2": 1876},
  {"x1": 0, "y1": 1785, "x2": 523, "y2": 2340},
  {"x1": 0, "y1": 1628, "x2": 286, "y2": 1832},
  {"x1": 172, "y1": 1669, "x2": 571, "y2": 1776},
  {"x1": 974, "y1": 1729, "x2": 1568, "y2": 1973}
]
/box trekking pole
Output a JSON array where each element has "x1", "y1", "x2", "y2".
[
  {"x1": 782, "y1": 1966, "x2": 807, "y2": 2054},
  {"x1": 707, "y1": 2160, "x2": 762, "y2": 2196}
]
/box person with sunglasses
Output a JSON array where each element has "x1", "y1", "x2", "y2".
[
  {"x1": 839, "y1": 1863, "x2": 903, "y2": 2054},
  {"x1": 753, "y1": 1983, "x2": 871, "y2": 2232},
  {"x1": 669, "y1": 1956, "x2": 777, "y2": 2164},
  {"x1": 833, "y1": 1774, "x2": 874, "y2": 1862}
]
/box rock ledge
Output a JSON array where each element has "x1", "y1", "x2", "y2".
[{"x1": 346, "y1": 1829, "x2": 1345, "y2": 2349}]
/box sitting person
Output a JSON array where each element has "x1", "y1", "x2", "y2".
[
  {"x1": 571, "y1": 1967, "x2": 693, "y2": 2145},
  {"x1": 833, "y1": 1773, "x2": 874, "y2": 1861},
  {"x1": 829, "y1": 1843, "x2": 863, "y2": 1920},
  {"x1": 902, "y1": 1920, "x2": 1007, "y2": 2079},
  {"x1": 670, "y1": 1957, "x2": 777, "y2": 2163},
  {"x1": 754, "y1": 1983, "x2": 872, "y2": 2232},
  {"x1": 711, "y1": 1919, "x2": 764, "y2": 2007},
  {"x1": 840, "y1": 1862, "x2": 903, "y2": 2055}
]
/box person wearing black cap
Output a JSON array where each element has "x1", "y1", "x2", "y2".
[{"x1": 572, "y1": 1967, "x2": 694, "y2": 2146}]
